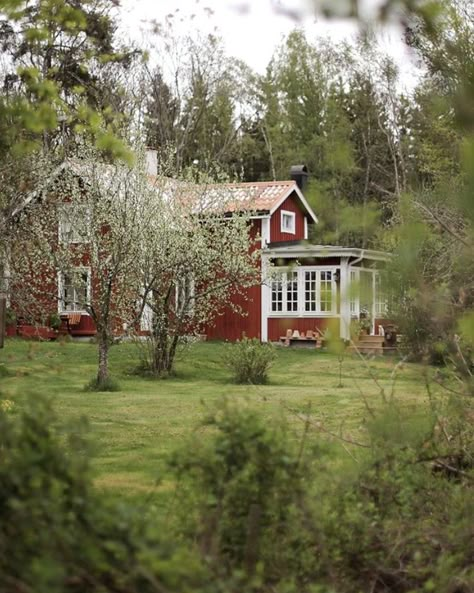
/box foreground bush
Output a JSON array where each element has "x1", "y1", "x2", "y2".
[
  {"x1": 223, "y1": 336, "x2": 276, "y2": 384},
  {"x1": 1, "y1": 389, "x2": 473, "y2": 593},
  {"x1": 0, "y1": 396, "x2": 209, "y2": 593}
]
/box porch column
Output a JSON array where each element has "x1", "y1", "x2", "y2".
[
  {"x1": 261, "y1": 253, "x2": 270, "y2": 342},
  {"x1": 339, "y1": 257, "x2": 350, "y2": 340},
  {"x1": 371, "y1": 270, "x2": 377, "y2": 335}
]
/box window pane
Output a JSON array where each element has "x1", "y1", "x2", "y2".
[
  {"x1": 61, "y1": 271, "x2": 89, "y2": 311},
  {"x1": 271, "y1": 278, "x2": 283, "y2": 312},
  {"x1": 320, "y1": 271, "x2": 332, "y2": 312},
  {"x1": 304, "y1": 271, "x2": 316, "y2": 312},
  {"x1": 286, "y1": 270, "x2": 298, "y2": 312}
]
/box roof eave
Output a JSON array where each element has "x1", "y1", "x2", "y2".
[{"x1": 264, "y1": 244, "x2": 391, "y2": 262}]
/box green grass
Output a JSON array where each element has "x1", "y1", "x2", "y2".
[{"x1": 0, "y1": 338, "x2": 437, "y2": 501}]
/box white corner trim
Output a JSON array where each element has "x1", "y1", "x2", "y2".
[
  {"x1": 261, "y1": 216, "x2": 270, "y2": 247},
  {"x1": 261, "y1": 255, "x2": 270, "y2": 342}
]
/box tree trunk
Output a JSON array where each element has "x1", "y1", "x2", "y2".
[
  {"x1": 97, "y1": 331, "x2": 110, "y2": 386},
  {"x1": 0, "y1": 297, "x2": 6, "y2": 349}
]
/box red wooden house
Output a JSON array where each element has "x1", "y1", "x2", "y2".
[
  {"x1": 200, "y1": 166, "x2": 389, "y2": 343},
  {"x1": 6, "y1": 158, "x2": 388, "y2": 342}
]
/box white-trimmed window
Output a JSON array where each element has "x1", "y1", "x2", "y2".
[
  {"x1": 58, "y1": 268, "x2": 91, "y2": 313},
  {"x1": 271, "y1": 268, "x2": 336, "y2": 315},
  {"x1": 374, "y1": 273, "x2": 387, "y2": 316},
  {"x1": 176, "y1": 274, "x2": 195, "y2": 316},
  {"x1": 59, "y1": 204, "x2": 91, "y2": 244},
  {"x1": 281, "y1": 210, "x2": 296, "y2": 234},
  {"x1": 271, "y1": 270, "x2": 298, "y2": 313},
  {"x1": 271, "y1": 275, "x2": 283, "y2": 312}
]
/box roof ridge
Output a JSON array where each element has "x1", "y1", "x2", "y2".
[{"x1": 221, "y1": 180, "x2": 295, "y2": 188}]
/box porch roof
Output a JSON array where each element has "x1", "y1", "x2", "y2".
[{"x1": 264, "y1": 243, "x2": 390, "y2": 262}]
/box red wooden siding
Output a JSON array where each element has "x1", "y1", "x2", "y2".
[
  {"x1": 270, "y1": 192, "x2": 306, "y2": 243},
  {"x1": 205, "y1": 283, "x2": 261, "y2": 341},
  {"x1": 267, "y1": 317, "x2": 338, "y2": 342},
  {"x1": 69, "y1": 315, "x2": 97, "y2": 336},
  {"x1": 204, "y1": 219, "x2": 262, "y2": 341}
]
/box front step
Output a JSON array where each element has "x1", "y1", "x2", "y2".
[
  {"x1": 353, "y1": 335, "x2": 385, "y2": 344},
  {"x1": 348, "y1": 334, "x2": 396, "y2": 356},
  {"x1": 347, "y1": 344, "x2": 398, "y2": 356}
]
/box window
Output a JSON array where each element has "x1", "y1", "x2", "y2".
[
  {"x1": 59, "y1": 268, "x2": 91, "y2": 312},
  {"x1": 374, "y1": 273, "x2": 387, "y2": 316},
  {"x1": 176, "y1": 274, "x2": 195, "y2": 316},
  {"x1": 304, "y1": 271, "x2": 317, "y2": 312},
  {"x1": 281, "y1": 210, "x2": 296, "y2": 234},
  {"x1": 271, "y1": 270, "x2": 298, "y2": 313},
  {"x1": 286, "y1": 270, "x2": 298, "y2": 312},
  {"x1": 270, "y1": 268, "x2": 336, "y2": 315},
  {"x1": 271, "y1": 276, "x2": 283, "y2": 312},
  {"x1": 59, "y1": 204, "x2": 91, "y2": 244},
  {"x1": 320, "y1": 271, "x2": 333, "y2": 312}
]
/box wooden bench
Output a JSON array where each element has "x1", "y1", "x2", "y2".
[{"x1": 280, "y1": 330, "x2": 320, "y2": 348}]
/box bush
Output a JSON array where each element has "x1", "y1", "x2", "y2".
[
  {"x1": 0, "y1": 396, "x2": 214, "y2": 593},
  {"x1": 169, "y1": 401, "x2": 312, "y2": 583},
  {"x1": 223, "y1": 336, "x2": 276, "y2": 384},
  {"x1": 84, "y1": 376, "x2": 121, "y2": 392}
]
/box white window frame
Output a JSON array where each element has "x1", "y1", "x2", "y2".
[
  {"x1": 280, "y1": 210, "x2": 296, "y2": 235},
  {"x1": 269, "y1": 267, "x2": 337, "y2": 316},
  {"x1": 374, "y1": 272, "x2": 387, "y2": 317},
  {"x1": 58, "y1": 267, "x2": 91, "y2": 314},
  {"x1": 175, "y1": 274, "x2": 195, "y2": 317},
  {"x1": 270, "y1": 269, "x2": 298, "y2": 314},
  {"x1": 58, "y1": 203, "x2": 91, "y2": 244}
]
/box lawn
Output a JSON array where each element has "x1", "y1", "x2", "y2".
[{"x1": 0, "y1": 338, "x2": 436, "y2": 501}]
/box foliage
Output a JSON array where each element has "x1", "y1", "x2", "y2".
[
  {"x1": 135, "y1": 162, "x2": 260, "y2": 378},
  {"x1": 83, "y1": 375, "x2": 120, "y2": 392},
  {"x1": 1, "y1": 341, "x2": 473, "y2": 592},
  {"x1": 0, "y1": 0, "x2": 136, "y2": 159},
  {"x1": 223, "y1": 336, "x2": 276, "y2": 384},
  {"x1": 5, "y1": 307, "x2": 16, "y2": 325},
  {"x1": 48, "y1": 313, "x2": 61, "y2": 330},
  {"x1": 10, "y1": 147, "x2": 150, "y2": 386},
  {"x1": 169, "y1": 401, "x2": 311, "y2": 583},
  {"x1": 0, "y1": 394, "x2": 216, "y2": 593}
]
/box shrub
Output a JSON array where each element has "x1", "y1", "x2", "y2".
[
  {"x1": 169, "y1": 401, "x2": 312, "y2": 583},
  {"x1": 223, "y1": 336, "x2": 276, "y2": 384},
  {"x1": 0, "y1": 396, "x2": 214, "y2": 593},
  {"x1": 84, "y1": 376, "x2": 121, "y2": 392},
  {"x1": 48, "y1": 313, "x2": 61, "y2": 330}
]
